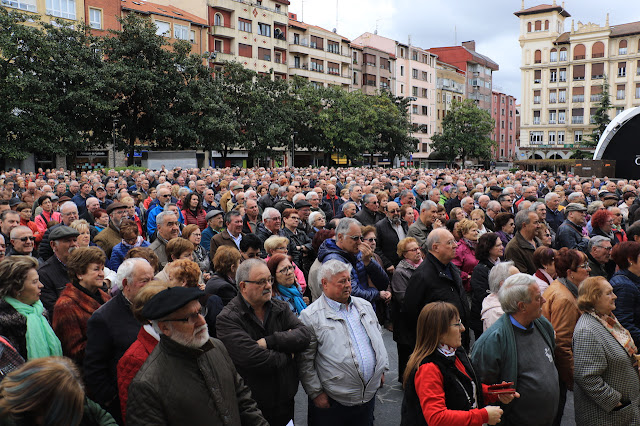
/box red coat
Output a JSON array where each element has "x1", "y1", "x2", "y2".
[
  {"x1": 117, "y1": 327, "x2": 159, "y2": 422},
  {"x1": 20, "y1": 217, "x2": 43, "y2": 244},
  {"x1": 452, "y1": 239, "x2": 478, "y2": 292},
  {"x1": 52, "y1": 283, "x2": 110, "y2": 365},
  {"x1": 182, "y1": 208, "x2": 207, "y2": 231}
]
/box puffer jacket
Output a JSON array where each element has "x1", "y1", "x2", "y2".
[
  {"x1": 298, "y1": 294, "x2": 389, "y2": 406},
  {"x1": 317, "y1": 238, "x2": 389, "y2": 304},
  {"x1": 611, "y1": 268, "x2": 640, "y2": 346},
  {"x1": 555, "y1": 219, "x2": 589, "y2": 252}
]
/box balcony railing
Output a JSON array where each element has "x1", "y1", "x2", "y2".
[
  {"x1": 591, "y1": 95, "x2": 602, "y2": 102},
  {"x1": 571, "y1": 116, "x2": 584, "y2": 124},
  {"x1": 572, "y1": 95, "x2": 584, "y2": 102}
]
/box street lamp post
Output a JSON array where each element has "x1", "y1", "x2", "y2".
[{"x1": 111, "y1": 118, "x2": 119, "y2": 168}]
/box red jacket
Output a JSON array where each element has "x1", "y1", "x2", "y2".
[
  {"x1": 182, "y1": 208, "x2": 207, "y2": 231},
  {"x1": 20, "y1": 217, "x2": 43, "y2": 244},
  {"x1": 452, "y1": 239, "x2": 479, "y2": 292},
  {"x1": 52, "y1": 283, "x2": 111, "y2": 365},
  {"x1": 117, "y1": 327, "x2": 159, "y2": 422}
]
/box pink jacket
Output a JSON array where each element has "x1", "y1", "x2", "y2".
[{"x1": 451, "y1": 239, "x2": 478, "y2": 292}]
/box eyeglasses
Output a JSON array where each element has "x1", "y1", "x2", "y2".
[
  {"x1": 405, "y1": 247, "x2": 420, "y2": 253},
  {"x1": 277, "y1": 266, "x2": 294, "y2": 274},
  {"x1": 442, "y1": 239, "x2": 457, "y2": 247},
  {"x1": 13, "y1": 236, "x2": 35, "y2": 242},
  {"x1": 578, "y1": 263, "x2": 591, "y2": 270},
  {"x1": 244, "y1": 277, "x2": 274, "y2": 286},
  {"x1": 162, "y1": 306, "x2": 208, "y2": 324},
  {"x1": 596, "y1": 245, "x2": 613, "y2": 251},
  {"x1": 346, "y1": 235, "x2": 364, "y2": 241},
  {"x1": 159, "y1": 194, "x2": 171, "y2": 198},
  {"x1": 451, "y1": 319, "x2": 463, "y2": 328},
  {"x1": 363, "y1": 237, "x2": 377, "y2": 243},
  {"x1": 274, "y1": 246, "x2": 288, "y2": 252}
]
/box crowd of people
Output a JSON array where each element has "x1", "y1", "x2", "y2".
[{"x1": 0, "y1": 165, "x2": 638, "y2": 425}]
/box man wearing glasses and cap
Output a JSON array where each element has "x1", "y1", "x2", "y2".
[{"x1": 126, "y1": 286, "x2": 268, "y2": 426}]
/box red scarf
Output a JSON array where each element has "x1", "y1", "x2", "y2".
[{"x1": 534, "y1": 269, "x2": 553, "y2": 286}]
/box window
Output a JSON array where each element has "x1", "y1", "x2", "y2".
[
  {"x1": 238, "y1": 18, "x2": 252, "y2": 33},
  {"x1": 530, "y1": 131, "x2": 543, "y2": 144},
  {"x1": 293, "y1": 56, "x2": 301, "y2": 68},
  {"x1": 573, "y1": 64, "x2": 585, "y2": 81},
  {"x1": 637, "y1": 60, "x2": 640, "y2": 75},
  {"x1": 412, "y1": 86, "x2": 418, "y2": 97},
  {"x1": 46, "y1": 0, "x2": 75, "y2": 19},
  {"x1": 380, "y1": 58, "x2": 390, "y2": 70},
  {"x1": 238, "y1": 43, "x2": 252, "y2": 58},
  {"x1": 545, "y1": 20, "x2": 549, "y2": 30},
  {"x1": 3, "y1": 0, "x2": 36, "y2": 12},
  {"x1": 214, "y1": 13, "x2": 222, "y2": 26},
  {"x1": 310, "y1": 36, "x2": 323, "y2": 50},
  {"x1": 527, "y1": 22, "x2": 532, "y2": 32},
  {"x1": 412, "y1": 69, "x2": 418, "y2": 78},
  {"x1": 174, "y1": 24, "x2": 189, "y2": 40},
  {"x1": 364, "y1": 54, "x2": 376, "y2": 66},
  {"x1": 590, "y1": 85, "x2": 602, "y2": 102},
  {"x1": 363, "y1": 74, "x2": 376, "y2": 87},
  {"x1": 592, "y1": 41, "x2": 605, "y2": 58},
  {"x1": 618, "y1": 62, "x2": 627, "y2": 77},
  {"x1": 422, "y1": 71, "x2": 428, "y2": 81},
  {"x1": 591, "y1": 62, "x2": 604, "y2": 79},
  {"x1": 636, "y1": 83, "x2": 640, "y2": 99},
  {"x1": 534, "y1": 50, "x2": 542, "y2": 64},
  {"x1": 422, "y1": 106, "x2": 428, "y2": 115},
  {"x1": 559, "y1": 48, "x2": 567, "y2": 61},
  {"x1": 353, "y1": 72, "x2": 358, "y2": 85},
  {"x1": 619, "y1": 40, "x2": 628, "y2": 55},
  {"x1": 412, "y1": 50, "x2": 418, "y2": 60},
  {"x1": 573, "y1": 44, "x2": 586, "y2": 60},
  {"x1": 258, "y1": 23, "x2": 271, "y2": 37},
  {"x1": 380, "y1": 77, "x2": 390, "y2": 90},
  {"x1": 190, "y1": 30, "x2": 196, "y2": 43},
  {"x1": 327, "y1": 41, "x2": 340, "y2": 54},
  {"x1": 327, "y1": 62, "x2": 339, "y2": 75},
  {"x1": 310, "y1": 58, "x2": 324, "y2": 72},
  {"x1": 258, "y1": 47, "x2": 271, "y2": 61},
  {"x1": 590, "y1": 107, "x2": 598, "y2": 124},
  {"x1": 213, "y1": 39, "x2": 222, "y2": 53},
  {"x1": 534, "y1": 20, "x2": 542, "y2": 31},
  {"x1": 501, "y1": 108, "x2": 505, "y2": 116},
  {"x1": 572, "y1": 108, "x2": 584, "y2": 124},
  {"x1": 533, "y1": 110, "x2": 541, "y2": 125},
  {"x1": 352, "y1": 51, "x2": 358, "y2": 64},
  {"x1": 558, "y1": 110, "x2": 566, "y2": 124},
  {"x1": 550, "y1": 69, "x2": 557, "y2": 82},
  {"x1": 412, "y1": 105, "x2": 418, "y2": 114},
  {"x1": 617, "y1": 84, "x2": 626, "y2": 100},
  {"x1": 422, "y1": 88, "x2": 428, "y2": 98},
  {"x1": 399, "y1": 47, "x2": 405, "y2": 58},
  {"x1": 559, "y1": 89, "x2": 566, "y2": 103},
  {"x1": 616, "y1": 107, "x2": 624, "y2": 116},
  {"x1": 574, "y1": 130, "x2": 583, "y2": 143},
  {"x1": 400, "y1": 84, "x2": 404, "y2": 94},
  {"x1": 534, "y1": 70, "x2": 541, "y2": 84},
  {"x1": 293, "y1": 33, "x2": 300, "y2": 45},
  {"x1": 572, "y1": 86, "x2": 584, "y2": 102},
  {"x1": 548, "y1": 131, "x2": 556, "y2": 144},
  {"x1": 549, "y1": 90, "x2": 557, "y2": 103},
  {"x1": 400, "y1": 66, "x2": 404, "y2": 76},
  {"x1": 501, "y1": 120, "x2": 505, "y2": 129},
  {"x1": 558, "y1": 131, "x2": 565, "y2": 143},
  {"x1": 275, "y1": 4, "x2": 281, "y2": 12},
  {"x1": 155, "y1": 21, "x2": 170, "y2": 36},
  {"x1": 89, "y1": 8, "x2": 102, "y2": 29},
  {"x1": 559, "y1": 68, "x2": 567, "y2": 82},
  {"x1": 509, "y1": 122, "x2": 513, "y2": 130},
  {"x1": 550, "y1": 48, "x2": 558, "y2": 62},
  {"x1": 549, "y1": 110, "x2": 557, "y2": 124}
]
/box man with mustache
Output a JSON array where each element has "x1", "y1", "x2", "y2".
[{"x1": 127, "y1": 286, "x2": 268, "y2": 426}]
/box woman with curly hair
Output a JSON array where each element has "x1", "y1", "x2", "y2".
[{"x1": 452, "y1": 219, "x2": 480, "y2": 293}]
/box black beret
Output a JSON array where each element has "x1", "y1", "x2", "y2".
[{"x1": 142, "y1": 287, "x2": 205, "y2": 320}]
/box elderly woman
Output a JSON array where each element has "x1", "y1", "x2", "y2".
[
  {"x1": 610, "y1": 241, "x2": 640, "y2": 346},
  {"x1": 205, "y1": 245, "x2": 241, "y2": 305},
  {"x1": 0, "y1": 256, "x2": 62, "y2": 360},
  {"x1": 590, "y1": 209, "x2": 617, "y2": 246},
  {"x1": 391, "y1": 237, "x2": 423, "y2": 383},
  {"x1": 264, "y1": 235, "x2": 306, "y2": 292},
  {"x1": 533, "y1": 246, "x2": 556, "y2": 293},
  {"x1": 542, "y1": 247, "x2": 590, "y2": 422},
  {"x1": 450, "y1": 207, "x2": 465, "y2": 221},
  {"x1": 93, "y1": 209, "x2": 109, "y2": 233},
  {"x1": 470, "y1": 233, "x2": 503, "y2": 339},
  {"x1": 181, "y1": 192, "x2": 207, "y2": 231},
  {"x1": 34, "y1": 195, "x2": 61, "y2": 234},
  {"x1": 377, "y1": 191, "x2": 389, "y2": 215},
  {"x1": 452, "y1": 219, "x2": 480, "y2": 293},
  {"x1": 307, "y1": 211, "x2": 326, "y2": 241},
  {"x1": 400, "y1": 204, "x2": 415, "y2": 226},
  {"x1": 154, "y1": 238, "x2": 194, "y2": 282},
  {"x1": 109, "y1": 219, "x2": 150, "y2": 272},
  {"x1": 401, "y1": 302, "x2": 512, "y2": 426},
  {"x1": 52, "y1": 247, "x2": 111, "y2": 366},
  {"x1": 69, "y1": 219, "x2": 93, "y2": 248},
  {"x1": 268, "y1": 253, "x2": 307, "y2": 315},
  {"x1": 494, "y1": 213, "x2": 515, "y2": 247},
  {"x1": 620, "y1": 191, "x2": 636, "y2": 223},
  {"x1": 470, "y1": 209, "x2": 487, "y2": 236},
  {"x1": 182, "y1": 224, "x2": 211, "y2": 280},
  {"x1": 573, "y1": 276, "x2": 640, "y2": 425},
  {"x1": 536, "y1": 223, "x2": 553, "y2": 248},
  {"x1": 481, "y1": 261, "x2": 519, "y2": 332}
]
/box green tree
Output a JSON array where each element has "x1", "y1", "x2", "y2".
[
  {"x1": 371, "y1": 92, "x2": 418, "y2": 165},
  {"x1": 430, "y1": 99, "x2": 495, "y2": 165},
  {"x1": 585, "y1": 75, "x2": 612, "y2": 147}
]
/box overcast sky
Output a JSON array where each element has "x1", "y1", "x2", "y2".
[{"x1": 288, "y1": 0, "x2": 640, "y2": 103}]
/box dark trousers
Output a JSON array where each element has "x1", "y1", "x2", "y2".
[
  {"x1": 308, "y1": 396, "x2": 375, "y2": 426},
  {"x1": 262, "y1": 400, "x2": 294, "y2": 426},
  {"x1": 553, "y1": 380, "x2": 567, "y2": 426},
  {"x1": 397, "y1": 343, "x2": 412, "y2": 384}
]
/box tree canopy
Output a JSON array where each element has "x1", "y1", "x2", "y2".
[{"x1": 585, "y1": 75, "x2": 612, "y2": 148}]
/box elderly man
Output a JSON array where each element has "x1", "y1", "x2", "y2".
[
  {"x1": 126, "y1": 286, "x2": 268, "y2": 426},
  {"x1": 354, "y1": 193, "x2": 383, "y2": 226},
  {"x1": 242, "y1": 199, "x2": 260, "y2": 234},
  {"x1": 255, "y1": 207, "x2": 281, "y2": 257},
  {"x1": 202, "y1": 188, "x2": 217, "y2": 213},
  {"x1": 478, "y1": 194, "x2": 490, "y2": 211},
  {"x1": 555, "y1": 203, "x2": 589, "y2": 252},
  {"x1": 318, "y1": 218, "x2": 390, "y2": 305},
  {"x1": 38, "y1": 201, "x2": 80, "y2": 261},
  {"x1": 445, "y1": 185, "x2": 466, "y2": 214},
  {"x1": 504, "y1": 210, "x2": 542, "y2": 275},
  {"x1": 38, "y1": 226, "x2": 80, "y2": 314},
  {"x1": 94, "y1": 202, "x2": 129, "y2": 259},
  {"x1": 84, "y1": 258, "x2": 154, "y2": 424},
  {"x1": 337, "y1": 201, "x2": 357, "y2": 219},
  {"x1": 299, "y1": 260, "x2": 388, "y2": 426},
  {"x1": 321, "y1": 184, "x2": 343, "y2": 220},
  {"x1": 484, "y1": 200, "x2": 501, "y2": 232},
  {"x1": 404, "y1": 228, "x2": 470, "y2": 349},
  {"x1": 348, "y1": 185, "x2": 363, "y2": 211},
  {"x1": 587, "y1": 235, "x2": 615, "y2": 279},
  {"x1": 460, "y1": 196, "x2": 474, "y2": 217},
  {"x1": 274, "y1": 186, "x2": 295, "y2": 213},
  {"x1": 0, "y1": 210, "x2": 20, "y2": 253},
  {"x1": 7, "y1": 225, "x2": 35, "y2": 257},
  {"x1": 545, "y1": 192, "x2": 563, "y2": 233},
  {"x1": 146, "y1": 186, "x2": 173, "y2": 236},
  {"x1": 499, "y1": 194, "x2": 515, "y2": 214},
  {"x1": 201, "y1": 209, "x2": 223, "y2": 252},
  {"x1": 471, "y1": 273, "x2": 558, "y2": 426},
  {"x1": 210, "y1": 211, "x2": 244, "y2": 261},
  {"x1": 375, "y1": 201, "x2": 408, "y2": 273},
  {"x1": 72, "y1": 181, "x2": 93, "y2": 216},
  {"x1": 258, "y1": 183, "x2": 279, "y2": 211},
  {"x1": 80, "y1": 196, "x2": 101, "y2": 225},
  {"x1": 217, "y1": 259, "x2": 311, "y2": 426},
  {"x1": 149, "y1": 211, "x2": 180, "y2": 268},
  {"x1": 406, "y1": 200, "x2": 440, "y2": 253}
]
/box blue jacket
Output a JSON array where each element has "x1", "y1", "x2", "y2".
[
  {"x1": 316, "y1": 238, "x2": 389, "y2": 304},
  {"x1": 555, "y1": 219, "x2": 588, "y2": 252},
  {"x1": 610, "y1": 269, "x2": 640, "y2": 346},
  {"x1": 146, "y1": 204, "x2": 184, "y2": 236},
  {"x1": 201, "y1": 226, "x2": 219, "y2": 252},
  {"x1": 109, "y1": 240, "x2": 150, "y2": 271},
  {"x1": 545, "y1": 207, "x2": 564, "y2": 233}
]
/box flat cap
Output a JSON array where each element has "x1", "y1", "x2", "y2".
[
  {"x1": 205, "y1": 209, "x2": 224, "y2": 221},
  {"x1": 8, "y1": 197, "x2": 21, "y2": 207},
  {"x1": 49, "y1": 225, "x2": 80, "y2": 241},
  {"x1": 294, "y1": 200, "x2": 311, "y2": 209},
  {"x1": 489, "y1": 186, "x2": 503, "y2": 192},
  {"x1": 565, "y1": 203, "x2": 587, "y2": 212},
  {"x1": 232, "y1": 184, "x2": 244, "y2": 190},
  {"x1": 106, "y1": 202, "x2": 127, "y2": 214},
  {"x1": 57, "y1": 196, "x2": 72, "y2": 204},
  {"x1": 142, "y1": 287, "x2": 205, "y2": 320}
]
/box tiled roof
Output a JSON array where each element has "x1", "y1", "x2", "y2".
[
  {"x1": 610, "y1": 21, "x2": 640, "y2": 37},
  {"x1": 513, "y1": 4, "x2": 570, "y2": 18},
  {"x1": 121, "y1": 0, "x2": 208, "y2": 27},
  {"x1": 273, "y1": 0, "x2": 290, "y2": 5},
  {"x1": 288, "y1": 18, "x2": 350, "y2": 42},
  {"x1": 554, "y1": 31, "x2": 570, "y2": 44}
]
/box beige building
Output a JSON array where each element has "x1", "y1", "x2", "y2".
[
  {"x1": 287, "y1": 13, "x2": 352, "y2": 89},
  {"x1": 435, "y1": 60, "x2": 466, "y2": 134},
  {"x1": 350, "y1": 43, "x2": 396, "y2": 96},
  {"x1": 515, "y1": 1, "x2": 640, "y2": 160},
  {"x1": 209, "y1": 0, "x2": 289, "y2": 79},
  {"x1": 2, "y1": 0, "x2": 86, "y2": 26}
]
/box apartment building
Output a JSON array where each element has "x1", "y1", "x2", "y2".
[
  {"x1": 435, "y1": 60, "x2": 466, "y2": 134},
  {"x1": 491, "y1": 91, "x2": 518, "y2": 161},
  {"x1": 349, "y1": 43, "x2": 395, "y2": 96},
  {"x1": 2, "y1": 0, "x2": 86, "y2": 25},
  {"x1": 515, "y1": 1, "x2": 640, "y2": 160},
  {"x1": 208, "y1": 0, "x2": 289, "y2": 79},
  {"x1": 430, "y1": 41, "x2": 499, "y2": 112}
]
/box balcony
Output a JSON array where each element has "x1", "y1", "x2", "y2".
[
  {"x1": 591, "y1": 95, "x2": 602, "y2": 102},
  {"x1": 211, "y1": 24, "x2": 236, "y2": 39},
  {"x1": 572, "y1": 95, "x2": 584, "y2": 103},
  {"x1": 288, "y1": 42, "x2": 309, "y2": 55},
  {"x1": 571, "y1": 116, "x2": 584, "y2": 124},
  {"x1": 273, "y1": 38, "x2": 287, "y2": 50},
  {"x1": 214, "y1": 51, "x2": 236, "y2": 62}
]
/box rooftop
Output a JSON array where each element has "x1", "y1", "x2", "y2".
[
  {"x1": 288, "y1": 18, "x2": 350, "y2": 43},
  {"x1": 513, "y1": 4, "x2": 571, "y2": 18},
  {"x1": 121, "y1": 0, "x2": 208, "y2": 26}
]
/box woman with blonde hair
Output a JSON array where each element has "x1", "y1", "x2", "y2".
[
  {"x1": 401, "y1": 302, "x2": 514, "y2": 425},
  {"x1": 452, "y1": 219, "x2": 480, "y2": 293},
  {"x1": 264, "y1": 235, "x2": 307, "y2": 292}
]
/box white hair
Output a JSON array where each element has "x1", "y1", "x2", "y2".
[
  {"x1": 498, "y1": 273, "x2": 537, "y2": 314},
  {"x1": 115, "y1": 258, "x2": 151, "y2": 290},
  {"x1": 308, "y1": 211, "x2": 325, "y2": 227},
  {"x1": 319, "y1": 259, "x2": 353, "y2": 284}
]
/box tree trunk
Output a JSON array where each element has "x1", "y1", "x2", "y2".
[{"x1": 127, "y1": 137, "x2": 135, "y2": 166}]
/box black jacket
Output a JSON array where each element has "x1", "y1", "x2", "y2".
[
  {"x1": 469, "y1": 259, "x2": 494, "y2": 338},
  {"x1": 401, "y1": 348, "x2": 483, "y2": 426},
  {"x1": 555, "y1": 219, "x2": 589, "y2": 252},
  {"x1": 279, "y1": 227, "x2": 312, "y2": 274},
  {"x1": 274, "y1": 199, "x2": 294, "y2": 214},
  {"x1": 484, "y1": 215, "x2": 496, "y2": 232},
  {"x1": 205, "y1": 273, "x2": 238, "y2": 306},
  {"x1": 404, "y1": 253, "x2": 470, "y2": 349},
  {"x1": 354, "y1": 206, "x2": 384, "y2": 227},
  {"x1": 0, "y1": 299, "x2": 49, "y2": 360},
  {"x1": 38, "y1": 255, "x2": 70, "y2": 316},
  {"x1": 375, "y1": 218, "x2": 409, "y2": 269},
  {"x1": 216, "y1": 296, "x2": 310, "y2": 424},
  {"x1": 254, "y1": 222, "x2": 275, "y2": 258}
]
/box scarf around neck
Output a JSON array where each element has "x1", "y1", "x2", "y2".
[
  {"x1": 558, "y1": 277, "x2": 579, "y2": 299},
  {"x1": 4, "y1": 297, "x2": 62, "y2": 359},
  {"x1": 437, "y1": 343, "x2": 457, "y2": 357},
  {"x1": 276, "y1": 284, "x2": 307, "y2": 315},
  {"x1": 589, "y1": 310, "x2": 640, "y2": 372}
]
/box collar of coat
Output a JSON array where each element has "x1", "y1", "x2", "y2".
[
  {"x1": 514, "y1": 231, "x2": 540, "y2": 250},
  {"x1": 159, "y1": 334, "x2": 214, "y2": 358}
]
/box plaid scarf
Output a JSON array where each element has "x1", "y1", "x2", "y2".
[{"x1": 589, "y1": 311, "x2": 640, "y2": 372}]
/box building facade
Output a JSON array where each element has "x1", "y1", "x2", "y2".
[
  {"x1": 435, "y1": 60, "x2": 466, "y2": 134},
  {"x1": 287, "y1": 13, "x2": 351, "y2": 89},
  {"x1": 515, "y1": 1, "x2": 640, "y2": 160},
  {"x1": 491, "y1": 91, "x2": 518, "y2": 161}
]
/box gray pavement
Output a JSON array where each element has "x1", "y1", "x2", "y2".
[{"x1": 293, "y1": 328, "x2": 576, "y2": 425}]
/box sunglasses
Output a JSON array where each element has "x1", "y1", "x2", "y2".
[{"x1": 14, "y1": 236, "x2": 36, "y2": 242}]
